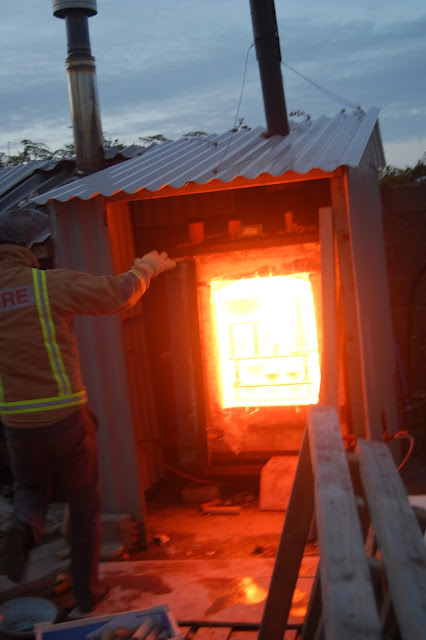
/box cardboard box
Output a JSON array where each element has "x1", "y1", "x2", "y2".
[{"x1": 35, "y1": 605, "x2": 183, "y2": 640}]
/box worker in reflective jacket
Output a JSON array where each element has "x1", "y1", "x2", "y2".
[{"x1": 0, "y1": 208, "x2": 176, "y2": 615}]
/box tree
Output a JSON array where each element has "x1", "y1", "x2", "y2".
[
  {"x1": 230, "y1": 118, "x2": 251, "y2": 132},
  {"x1": 181, "y1": 131, "x2": 208, "y2": 140},
  {"x1": 0, "y1": 134, "x2": 125, "y2": 168},
  {"x1": 378, "y1": 154, "x2": 426, "y2": 186},
  {"x1": 0, "y1": 140, "x2": 55, "y2": 167},
  {"x1": 137, "y1": 134, "x2": 170, "y2": 147}
]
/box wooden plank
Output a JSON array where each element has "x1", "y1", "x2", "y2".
[
  {"x1": 231, "y1": 632, "x2": 299, "y2": 640},
  {"x1": 258, "y1": 427, "x2": 314, "y2": 640},
  {"x1": 357, "y1": 438, "x2": 426, "y2": 640},
  {"x1": 308, "y1": 405, "x2": 381, "y2": 640},
  {"x1": 330, "y1": 177, "x2": 365, "y2": 438},
  {"x1": 318, "y1": 206, "x2": 339, "y2": 408},
  {"x1": 192, "y1": 628, "x2": 232, "y2": 640},
  {"x1": 106, "y1": 168, "x2": 342, "y2": 204},
  {"x1": 300, "y1": 570, "x2": 322, "y2": 640},
  {"x1": 283, "y1": 632, "x2": 299, "y2": 640},
  {"x1": 342, "y1": 167, "x2": 399, "y2": 439}
]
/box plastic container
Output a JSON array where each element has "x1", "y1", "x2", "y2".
[
  {"x1": 0, "y1": 597, "x2": 58, "y2": 638},
  {"x1": 35, "y1": 605, "x2": 183, "y2": 640}
]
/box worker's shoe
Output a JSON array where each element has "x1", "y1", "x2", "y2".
[{"x1": 1, "y1": 522, "x2": 30, "y2": 583}]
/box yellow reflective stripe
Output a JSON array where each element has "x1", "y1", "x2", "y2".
[
  {"x1": 33, "y1": 269, "x2": 72, "y2": 396},
  {"x1": 0, "y1": 390, "x2": 87, "y2": 414},
  {"x1": 128, "y1": 268, "x2": 147, "y2": 286}
]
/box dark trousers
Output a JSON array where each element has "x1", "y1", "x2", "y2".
[{"x1": 3, "y1": 406, "x2": 103, "y2": 610}]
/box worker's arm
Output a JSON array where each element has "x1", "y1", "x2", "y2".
[{"x1": 48, "y1": 251, "x2": 176, "y2": 316}]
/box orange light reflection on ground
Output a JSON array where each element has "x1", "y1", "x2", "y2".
[
  {"x1": 240, "y1": 576, "x2": 269, "y2": 604},
  {"x1": 202, "y1": 576, "x2": 269, "y2": 615},
  {"x1": 211, "y1": 275, "x2": 321, "y2": 408}
]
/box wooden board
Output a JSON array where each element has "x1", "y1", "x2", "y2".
[
  {"x1": 258, "y1": 428, "x2": 314, "y2": 640},
  {"x1": 318, "y1": 206, "x2": 338, "y2": 408},
  {"x1": 340, "y1": 167, "x2": 399, "y2": 439},
  {"x1": 330, "y1": 177, "x2": 365, "y2": 438},
  {"x1": 300, "y1": 571, "x2": 322, "y2": 640},
  {"x1": 357, "y1": 438, "x2": 426, "y2": 640},
  {"x1": 192, "y1": 628, "x2": 232, "y2": 640},
  {"x1": 307, "y1": 405, "x2": 381, "y2": 639}
]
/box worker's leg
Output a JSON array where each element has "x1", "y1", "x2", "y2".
[
  {"x1": 1, "y1": 424, "x2": 51, "y2": 581},
  {"x1": 52, "y1": 406, "x2": 105, "y2": 612},
  {"x1": 3, "y1": 424, "x2": 51, "y2": 544}
]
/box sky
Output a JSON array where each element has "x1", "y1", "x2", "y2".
[{"x1": 0, "y1": 1, "x2": 425, "y2": 168}]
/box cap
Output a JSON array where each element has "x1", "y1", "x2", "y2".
[{"x1": 0, "y1": 209, "x2": 50, "y2": 248}]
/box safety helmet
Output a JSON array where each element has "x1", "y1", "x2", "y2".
[{"x1": 0, "y1": 209, "x2": 50, "y2": 248}]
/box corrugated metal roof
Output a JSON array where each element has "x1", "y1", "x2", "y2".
[
  {"x1": 0, "y1": 160, "x2": 58, "y2": 198},
  {"x1": 0, "y1": 159, "x2": 77, "y2": 211},
  {"x1": 103, "y1": 144, "x2": 149, "y2": 161},
  {"x1": 34, "y1": 108, "x2": 384, "y2": 205},
  {"x1": 0, "y1": 145, "x2": 147, "y2": 210}
]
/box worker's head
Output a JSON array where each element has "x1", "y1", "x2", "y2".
[{"x1": 0, "y1": 209, "x2": 50, "y2": 248}]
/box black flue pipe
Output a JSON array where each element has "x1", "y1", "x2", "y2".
[{"x1": 249, "y1": 0, "x2": 290, "y2": 137}]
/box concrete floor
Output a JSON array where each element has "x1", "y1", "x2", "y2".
[
  {"x1": 1, "y1": 453, "x2": 425, "y2": 633},
  {"x1": 0, "y1": 488, "x2": 318, "y2": 632}
]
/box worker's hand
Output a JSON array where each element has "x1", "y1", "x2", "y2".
[{"x1": 134, "y1": 250, "x2": 176, "y2": 278}]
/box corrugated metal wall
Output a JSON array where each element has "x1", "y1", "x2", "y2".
[
  {"x1": 47, "y1": 197, "x2": 148, "y2": 520},
  {"x1": 106, "y1": 201, "x2": 165, "y2": 491}
]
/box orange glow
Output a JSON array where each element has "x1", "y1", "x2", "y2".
[
  {"x1": 211, "y1": 275, "x2": 321, "y2": 408},
  {"x1": 240, "y1": 576, "x2": 269, "y2": 604}
]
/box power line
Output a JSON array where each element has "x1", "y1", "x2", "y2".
[
  {"x1": 215, "y1": 42, "x2": 255, "y2": 174},
  {"x1": 282, "y1": 60, "x2": 361, "y2": 111}
]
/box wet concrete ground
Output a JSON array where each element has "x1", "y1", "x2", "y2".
[
  {"x1": 0, "y1": 481, "x2": 318, "y2": 628},
  {"x1": 1, "y1": 454, "x2": 424, "y2": 629}
]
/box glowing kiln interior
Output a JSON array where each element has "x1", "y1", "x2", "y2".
[
  {"x1": 211, "y1": 275, "x2": 320, "y2": 408},
  {"x1": 195, "y1": 242, "x2": 322, "y2": 455}
]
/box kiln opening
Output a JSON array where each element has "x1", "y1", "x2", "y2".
[{"x1": 210, "y1": 275, "x2": 320, "y2": 408}]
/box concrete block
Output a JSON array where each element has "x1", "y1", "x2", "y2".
[
  {"x1": 181, "y1": 484, "x2": 220, "y2": 505},
  {"x1": 259, "y1": 456, "x2": 298, "y2": 511},
  {"x1": 101, "y1": 513, "x2": 135, "y2": 550}
]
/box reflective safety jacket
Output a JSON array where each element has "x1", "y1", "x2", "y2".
[{"x1": 0, "y1": 245, "x2": 150, "y2": 428}]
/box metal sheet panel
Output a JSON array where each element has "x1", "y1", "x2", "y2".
[
  {"x1": 0, "y1": 161, "x2": 49, "y2": 197},
  {"x1": 47, "y1": 197, "x2": 148, "y2": 519},
  {"x1": 0, "y1": 146, "x2": 144, "y2": 203},
  {"x1": 34, "y1": 108, "x2": 385, "y2": 205}
]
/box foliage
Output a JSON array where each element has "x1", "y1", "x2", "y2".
[
  {"x1": 137, "y1": 134, "x2": 170, "y2": 147},
  {"x1": 181, "y1": 131, "x2": 208, "y2": 139},
  {"x1": 289, "y1": 109, "x2": 311, "y2": 120},
  {"x1": 378, "y1": 154, "x2": 426, "y2": 186},
  {"x1": 0, "y1": 134, "x2": 126, "y2": 168},
  {"x1": 102, "y1": 136, "x2": 126, "y2": 150},
  {"x1": 230, "y1": 117, "x2": 251, "y2": 133}
]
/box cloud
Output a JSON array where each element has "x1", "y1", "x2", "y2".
[{"x1": 1, "y1": 0, "x2": 425, "y2": 166}]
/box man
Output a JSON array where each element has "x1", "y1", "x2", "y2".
[{"x1": 0, "y1": 208, "x2": 175, "y2": 614}]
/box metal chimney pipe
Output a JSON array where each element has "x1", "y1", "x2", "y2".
[
  {"x1": 53, "y1": 0, "x2": 104, "y2": 174},
  {"x1": 249, "y1": 0, "x2": 290, "y2": 137}
]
